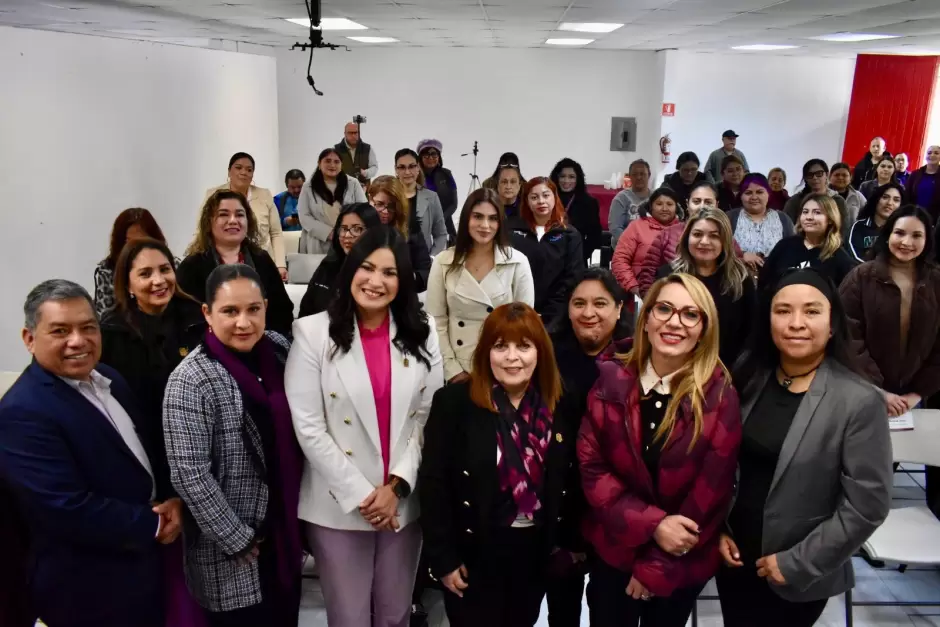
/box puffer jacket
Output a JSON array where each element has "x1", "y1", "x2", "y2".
[{"x1": 611, "y1": 216, "x2": 680, "y2": 293}]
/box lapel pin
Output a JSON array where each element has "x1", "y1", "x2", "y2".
[
  {"x1": 178, "y1": 347, "x2": 188, "y2": 357},
  {"x1": 403, "y1": 358, "x2": 410, "y2": 367},
  {"x1": 329, "y1": 392, "x2": 337, "y2": 398},
  {"x1": 555, "y1": 433, "x2": 563, "y2": 443}
]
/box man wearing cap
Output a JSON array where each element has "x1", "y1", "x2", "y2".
[
  {"x1": 334, "y1": 121, "x2": 378, "y2": 187},
  {"x1": 705, "y1": 130, "x2": 750, "y2": 184}
]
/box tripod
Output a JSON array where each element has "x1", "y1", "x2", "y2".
[{"x1": 461, "y1": 141, "x2": 482, "y2": 195}]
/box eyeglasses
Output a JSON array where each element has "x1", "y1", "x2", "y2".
[
  {"x1": 372, "y1": 200, "x2": 391, "y2": 213},
  {"x1": 499, "y1": 180, "x2": 520, "y2": 187},
  {"x1": 422, "y1": 152, "x2": 440, "y2": 158},
  {"x1": 649, "y1": 301, "x2": 705, "y2": 328},
  {"x1": 806, "y1": 170, "x2": 827, "y2": 180},
  {"x1": 396, "y1": 164, "x2": 419, "y2": 171},
  {"x1": 338, "y1": 225, "x2": 366, "y2": 237}
]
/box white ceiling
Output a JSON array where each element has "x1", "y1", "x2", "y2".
[{"x1": 3, "y1": 0, "x2": 940, "y2": 57}]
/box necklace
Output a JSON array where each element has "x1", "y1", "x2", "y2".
[{"x1": 778, "y1": 365, "x2": 819, "y2": 389}]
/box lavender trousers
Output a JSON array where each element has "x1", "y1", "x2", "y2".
[{"x1": 306, "y1": 522, "x2": 422, "y2": 627}]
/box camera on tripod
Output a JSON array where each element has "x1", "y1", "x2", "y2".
[{"x1": 352, "y1": 115, "x2": 367, "y2": 125}]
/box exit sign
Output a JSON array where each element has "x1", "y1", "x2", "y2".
[{"x1": 662, "y1": 102, "x2": 676, "y2": 117}]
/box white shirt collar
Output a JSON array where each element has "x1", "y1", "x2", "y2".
[
  {"x1": 640, "y1": 361, "x2": 678, "y2": 395},
  {"x1": 59, "y1": 369, "x2": 111, "y2": 395}
]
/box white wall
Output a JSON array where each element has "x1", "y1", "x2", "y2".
[
  {"x1": 276, "y1": 47, "x2": 666, "y2": 194},
  {"x1": 0, "y1": 26, "x2": 279, "y2": 370},
  {"x1": 659, "y1": 50, "x2": 856, "y2": 192}
]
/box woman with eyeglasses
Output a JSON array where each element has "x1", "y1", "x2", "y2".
[
  {"x1": 298, "y1": 203, "x2": 382, "y2": 318},
  {"x1": 368, "y1": 175, "x2": 433, "y2": 291},
  {"x1": 417, "y1": 139, "x2": 458, "y2": 245},
  {"x1": 783, "y1": 159, "x2": 850, "y2": 242},
  {"x1": 580, "y1": 274, "x2": 741, "y2": 627},
  {"x1": 719, "y1": 270, "x2": 891, "y2": 627},
  {"x1": 297, "y1": 147, "x2": 367, "y2": 255},
  {"x1": 859, "y1": 155, "x2": 898, "y2": 201},
  {"x1": 895, "y1": 153, "x2": 910, "y2": 187},
  {"x1": 846, "y1": 183, "x2": 904, "y2": 263},
  {"x1": 395, "y1": 148, "x2": 448, "y2": 256}
]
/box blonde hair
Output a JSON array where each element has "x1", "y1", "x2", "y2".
[
  {"x1": 368, "y1": 175, "x2": 410, "y2": 237},
  {"x1": 671, "y1": 208, "x2": 750, "y2": 301},
  {"x1": 618, "y1": 274, "x2": 728, "y2": 450},
  {"x1": 796, "y1": 194, "x2": 842, "y2": 260}
]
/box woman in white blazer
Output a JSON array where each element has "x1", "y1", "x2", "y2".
[
  {"x1": 426, "y1": 188, "x2": 535, "y2": 383},
  {"x1": 286, "y1": 225, "x2": 443, "y2": 627},
  {"x1": 298, "y1": 147, "x2": 367, "y2": 254}
]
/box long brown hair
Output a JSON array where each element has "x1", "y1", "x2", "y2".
[
  {"x1": 368, "y1": 175, "x2": 410, "y2": 237},
  {"x1": 796, "y1": 194, "x2": 842, "y2": 260},
  {"x1": 521, "y1": 177, "x2": 567, "y2": 231},
  {"x1": 448, "y1": 188, "x2": 510, "y2": 278},
  {"x1": 112, "y1": 238, "x2": 194, "y2": 333},
  {"x1": 671, "y1": 209, "x2": 749, "y2": 300},
  {"x1": 469, "y1": 302, "x2": 561, "y2": 412},
  {"x1": 186, "y1": 190, "x2": 262, "y2": 255},
  {"x1": 105, "y1": 208, "x2": 167, "y2": 269}
]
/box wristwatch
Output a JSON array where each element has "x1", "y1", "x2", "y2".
[{"x1": 389, "y1": 475, "x2": 411, "y2": 499}]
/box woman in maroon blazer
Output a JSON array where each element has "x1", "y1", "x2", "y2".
[{"x1": 578, "y1": 273, "x2": 742, "y2": 627}]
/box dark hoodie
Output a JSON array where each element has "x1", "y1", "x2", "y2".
[
  {"x1": 852, "y1": 152, "x2": 880, "y2": 189},
  {"x1": 559, "y1": 189, "x2": 602, "y2": 264}
]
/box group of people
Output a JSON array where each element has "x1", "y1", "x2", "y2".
[{"x1": 0, "y1": 122, "x2": 938, "y2": 627}]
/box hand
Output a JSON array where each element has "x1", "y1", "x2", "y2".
[
  {"x1": 719, "y1": 533, "x2": 743, "y2": 567},
  {"x1": 885, "y1": 392, "x2": 909, "y2": 417},
  {"x1": 278, "y1": 267, "x2": 288, "y2": 282},
  {"x1": 756, "y1": 554, "x2": 787, "y2": 586},
  {"x1": 360, "y1": 168, "x2": 369, "y2": 178},
  {"x1": 901, "y1": 393, "x2": 922, "y2": 410},
  {"x1": 626, "y1": 576, "x2": 652, "y2": 601},
  {"x1": 286, "y1": 215, "x2": 298, "y2": 226},
  {"x1": 359, "y1": 486, "x2": 399, "y2": 528},
  {"x1": 153, "y1": 497, "x2": 183, "y2": 544},
  {"x1": 442, "y1": 565, "x2": 469, "y2": 598},
  {"x1": 743, "y1": 252, "x2": 764, "y2": 269},
  {"x1": 652, "y1": 514, "x2": 700, "y2": 556},
  {"x1": 236, "y1": 541, "x2": 261, "y2": 566},
  {"x1": 448, "y1": 372, "x2": 471, "y2": 384}
]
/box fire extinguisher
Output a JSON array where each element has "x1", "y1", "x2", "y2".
[{"x1": 659, "y1": 134, "x2": 672, "y2": 164}]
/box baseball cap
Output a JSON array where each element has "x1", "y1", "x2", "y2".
[{"x1": 722, "y1": 130, "x2": 739, "y2": 139}]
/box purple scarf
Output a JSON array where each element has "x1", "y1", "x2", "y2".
[
  {"x1": 493, "y1": 384, "x2": 554, "y2": 524},
  {"x1": 203, "y1": 331, "x2": 304, "y2": 593}
]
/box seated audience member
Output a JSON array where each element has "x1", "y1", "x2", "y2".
[
  {"x1": 95, "y1": 207, "x2": 170, "y2": 316},
  {"x1": 203, "y1": 152, "x2": 286, "y2": 279},
  {"x1": 852, "y1": 136, "x2": 888, "y2": 189},
  {"x1": 273, "y1": 169, "x2": 305, "y2": 231},
  {"x1": 396, "y1": 148, "x2": 448, "y2": 255},
  {"x1": 176, "y1": 190, "x2": 294, "y2": 336},
  {"x1": 508, "y1": 177, "x2": 585, "y2": 329},
  {"x1": 895, "y1": 152, "x2": 910, "y2": 187},
  {"x1": 287, "y1": 227, "x2": 443, "y2": 627},
  {"x1": 547, "y1": 269, "x2": 632, "y2": 626},
  {"x1": 906, "y1": 145, "x2": 940, "y2": 223},
  {"x1": 767, "y1": 167, "x2": 790, "y2": 211},
  {"x1": 495, "y1": 163, "x2": 525, "y2": 219},
  {"x1": 420, "y1": 302, "x2": 564, "y2": 627},
  {"x1": 760, "y1": 194, "x2": 855, "y2": 290},
  {"x1": 418, "y1": 138, "x2": 459, "y2": 244},
  {"x1": 0, "y1": 280, "x2": 181, "y2": 627},
  {"x1": 609, "y1": 159, "x2": 653, "y2": 245},
  {"x1": 580, "y1": 274, "x2": 741, "y2": 627},
  {"x1": 551, "y1": 157, "x2": 603, "y2": 264},
  {"x1": 612, "y1": 187, "x2": 683, "y2": 296},
  {"x1": 637, "y1": 182, "x2": 719, "y2": 295},
  {"x1": 717, "y1": 155, "x2": 746, "y2": 212},
  {"x1": 720, "y1": 269, "x2": 892, "y2": 627},
  {"x1": 298, "y1": 203, "x2": 381, "y2": 318},
  {"x1": 368, "y1": 175, "x2": 434, "y2": 291},
  {"x1": 336, "y1": 121, "x2": 378, "y2": 187},
  {"x1": 664, "y1": 151, "x2": 707, "y2": 206},
  {"x1": 705, "y1": 129, "x2": 750, "y2": 183},
  {"x1": 846, "y1": 183, "x2": 904, "y2": 262},
  {"x1": 482, "y1": 152, "x2": 526, "y2": 191},
  {"x1": 828, "y1": 162, "x2": 866, "y2": 226},
  {"x1": 859, "y1": 154, "x2": 898, "y2": 200},
  {"x1": 297, "y1": 147, "x2": 367, "y2": 255},
  {"x1": 164, "y1": 264, "x2": 303, "y2": 626},
  {"x1": 783, "y1": 159, "x2": 850, "y2": 242},
  {"x1": 729, "y1": 174, "x2": 796, "y2": 277},
  {"x1": 656, "y1": 208, "x2": 756, "y2": 367},
  {"x1": 426, "y1": 188, "x2": 534, "y2": 384}
]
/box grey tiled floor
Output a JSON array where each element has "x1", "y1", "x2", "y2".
[{"x1": 298, "y1": 465, "x2": 940, "y2": 626}]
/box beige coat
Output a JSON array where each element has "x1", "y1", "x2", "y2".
[
  {"x1": 425, "y1": 246, "x2": 535, "y2": 381},
  {"x1": 201, "y1": 183, "x2": 285, "y2": 268}
]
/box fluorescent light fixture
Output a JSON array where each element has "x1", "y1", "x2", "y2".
[
  {"x1": 731, "y1": 44, "x2": 799, "y2": 51},
  {"x1": 285, "y1": 17, "x2": 367, "y2": 30},
  {"x1": 811, "y1": 33, "x2": 900, "y2": 42},
  {"x1": 545, "y1": 38, "x2": 595, "y2": 46},
  {"x1": 559, "y1": 22, "x2": 623, "y2": 33},
  {"x1": 347, "y1": 36, "x2": 398, "y2": 43}
]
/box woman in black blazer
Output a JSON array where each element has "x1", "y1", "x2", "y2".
[
  {"x1": 176, "y1": 189, "x2": 294, "y2": 336},
  {"x1": 551, "y1": 158, "x2": 602, "y2": 265},
  {"x1": 420, "y1": 302, "x2": 567, "y2": 627}
]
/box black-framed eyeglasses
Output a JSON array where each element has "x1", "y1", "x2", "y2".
[
  {"x1": 649, "y1": 301, "x2": 705, "y2": 328},
  {"x1": 422, "y1": 151, "x2": 440, "y2": 158},
  {"x1": 396, "y1": 164, "x2": 419, "y2": 171},
  {"x1": 339, "y1": 225, "x2": 366, "y2": 237},
  {"x1": 806, "y1": 170, "x2": 827, "y2": 179}
]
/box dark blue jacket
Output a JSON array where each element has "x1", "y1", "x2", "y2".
[{"x1": 0, "y1": 362, "x2": 163, "y2": 627}]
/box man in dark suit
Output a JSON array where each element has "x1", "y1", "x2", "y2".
[{"x1": 0, "y1": 280, "x2": 182, "y2": 627}]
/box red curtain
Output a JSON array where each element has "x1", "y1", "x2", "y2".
[{"x1": 842, "y1": 54, "x2": 939, "y2": 170}]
